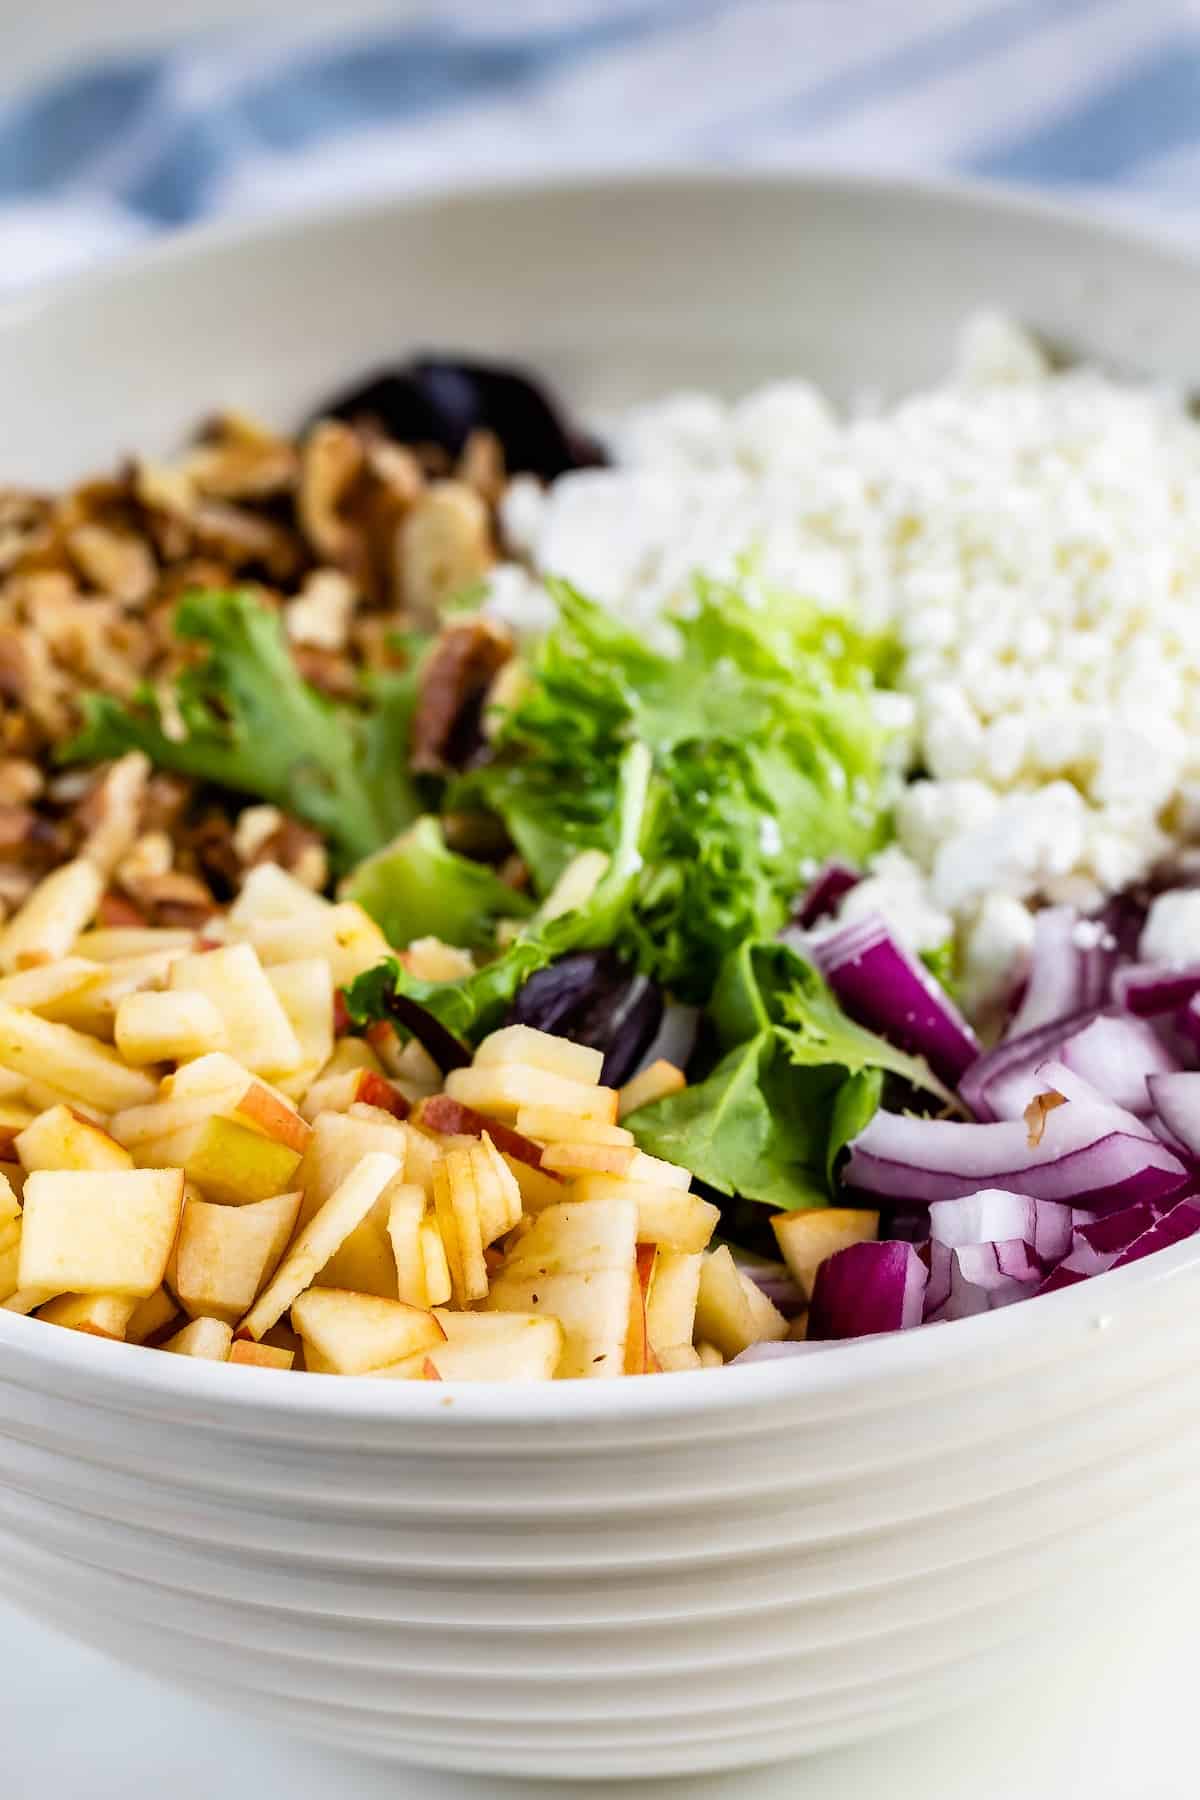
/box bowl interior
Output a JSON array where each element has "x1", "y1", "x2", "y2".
[{"x1": 6, "y1": 170, "x2": 1200, "y2": 486}]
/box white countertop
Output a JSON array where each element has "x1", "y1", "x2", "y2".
[{"x1": 1, "y1": 1551, "x2": 1188, "y2": 1800}]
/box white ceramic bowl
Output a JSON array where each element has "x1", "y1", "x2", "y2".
[{"x1": 4, "y1": 173, "x2": 1200, "y2": 1781}]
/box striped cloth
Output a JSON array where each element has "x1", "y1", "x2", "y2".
[{"x1": 1, "y1": 0, "x2": 1199, "y2": 290}]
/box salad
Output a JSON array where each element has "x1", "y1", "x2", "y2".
[{"x1": 2, "y1": 328, "x2": 1200, "y2": 1380}]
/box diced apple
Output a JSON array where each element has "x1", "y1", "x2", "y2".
[
  {"x1": 419, "y1": 1218, "x2": 452, "y2": 1308},
  {"x1": 229, "y1": 1339, "x2": 294, "y2": 1369},
  {"x1": 19, "y1": 1168, "x2": 184, "y2": 1299},
  {"x1": 0, "y1": 1102, "x2": 34, "y2": 1153},
  {"x1": 291, "y1": 1287, "x2": 444, "y2": 1374},
  {"x1": 0, "y1": 858, "x2": 103, "y2": 972},
  {"x1": 238, "y1": 1150, "x2": 401, "y2": 1340},
  {"x1": 300, "y1": 1066, "x2": 409, "y2": 1125},
  {"x1": 422, "y1": 1310, "x2": 563, "y2": 1381},
  {"x1": 164, "y1": 1316, "x2": 234, "y2": 1359},
  {"x1": 75, "y1": 927, "x2": 196, "y2": 962},
  {"x1": 568, "y1": 1174, "x2": 719, "y2": 1253},
  {"x1": 696, "y1": 1341, "x2": 724, "y2": 1368},
  {"x1": 625, "y1": 1243, "x2": 656, "y2": 1375},
  {"x1": 397, "y1": 936, "x2": 476, "y2": 983},
  {"x1": 175, "y1": 1189, "x2": 301, "y2": 1323},
  {"x1": 0, "y1": 1169, "x2": 20, "y2": 1229},
  {"x1": 645, "y1": 1250, "x2": 703, "y2": 1355},
  {"x1": 293, "y1": 1109, "x2": 408, "y2": 1230},
  {"x1": 0, "y1": 1001, "x2": 155, "y2": 1112},
  {"x1": 135, "y1": 1116, "x2": 303, "y2": 1206},
  {"x1": 473, "y1": 1134, "x2": 523, "y2": 1244},
  {"x1": 126, "y1": 1286, "x2": 179, "y2": 1345},
  {"x1": 266, "y1": 957, "x2": 334, "y2": 1084},
  {"x1": 514, "y1": 1105, "x2": 634, "y2": 1149},
  {"x1": 169, "y1": 943, "x2": 303, "y2": 1076},
  {"x1": 433, "y1": 1147, "x2": 488, "y2": 1306},
  {"x1": 473, "y1": 1025, "x2": 603, "y2": 1085},
  {"x1": 500, "y1": 1152, "x2": 566, "y2": 1214},
  {"x1": 444, "y1": 1064, "x2": 618, "y2": 1124},
  {"x1": 487, "y1": 1197, "x2": 637, "y2": 1378},
  {"x1": 16, "y1": 1105, "x2": 134, "y2": 1174},
  {"x1": 385, "y1": 1182, "x2": 427, "y2": 1307},
  {"x1": 36, "y1": 1292, "x2": 138, "y2": 1339},
  {"x1": 318, "y1": 1037, "x2": 384, "y2": 1080},
  {"x1": 243, "y1": 901, "x2": 388, "y2": 988},
  {"x1": 541, "y1": 1142, "x2": 639, "y2": 1178},
  {"x1": 617, "y1": 1059, "x2": 686, "y2": 1120},
  {"x1": 161, "y1": 1051, "x2": 257, "y2": 1099},
  {"x1": 0, "y1": 1069, "x2": 26, "y2": 1102},
  {"x1": 0, "y1": 1234, "x2": 19, "y2": 1301},
  {"x1": 375, "y1": 1030, "x2": 442, "y2": 1098},
  {"x1": 228, "y1": 862, "x2": 331, "y2": 930},
  {"x1": 771, "y1": 1208, "x2": 880, "y2": 1300},
  {"x1": 657, "y1": 1344, "x2": 703, "y2": 1373},
  {"x1": 0, "y1": 959, "x2": 107, "y2": 1012},
  {"x1": 312, "y1": 1210, "x2": 399, "y2": 1300},
  {"x1": 694, "y1": 1245, "x2": 788, "y2": 1360},
  {"x1": 416, "y1": 1094, "x2": 548, "y2": 1166},
  {"x1": 114, "y1": 989, "x2": 228, "y2": 1064},
  {"x1": 44, "y1": 949, "x2": 188, "y2": 1039}
]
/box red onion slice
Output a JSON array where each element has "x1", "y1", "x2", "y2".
[
  {"x1": 808, "y1": 911, "x2": 979, "y2": 1088},
  {"x1": 1146, "y1": 1072, "x2": 1200, "y2": 1159},
  {"x1": 927, "y1": 1188, "x2": 1071, "y2": 1261},
  {"x1": 1110, "y1": 1195, "x2": 1200, "y2": 1267},
  {"x1": 845, "y1": 1100, "x2": 1187, "y2": 1210},
  {"x1": 791, "y1": 860, "x2": 861, "y2": 930},
  {"x1": 807, "y1": 1240, "x2": 927, "y2": 1340},
  {"x1": 1112, "y1": 963, "x2": 1200, "y2": 1018},
  {"x1": 1056, "y1": 1013, "x2": 1177, "y2": 1115},
  {"x1": 1006, "y1": 907, "x2": 1115, "y2": 1038},
  {"x1": 958, "y1": 1006, "x2": 1096, "y2": 1123}
]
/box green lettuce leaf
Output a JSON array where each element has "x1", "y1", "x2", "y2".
[
  {"x1": 626, "y1": 936, "x2": 945, "y2": 1211},
  {"x1": 344, "y1": 741, "x2": 652, "y2": 1042},
  {"x1": 459, "y1": 577, "x2": 895, "y2": 1002},
  {"x1": 62, "y1": 590, "x2": 426, "y2": 873},
  {"x1": 342, "y1": 815, "x2": 533, "y2": 950}
]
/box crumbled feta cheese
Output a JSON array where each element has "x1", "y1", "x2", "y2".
[
  {"x1": 1139, "y1": 890, "x2": 1200, "y2": 966},
  {"x1": 961, "y1": 894, "x2": 1036, "y2": 1013},
  {"x1": 835, "y1": 847, "x2": 952, "y2": 953}
]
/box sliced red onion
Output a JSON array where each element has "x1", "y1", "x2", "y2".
[
  {"x1": 1110, "y1": 1195, "x2": 1200, "y2": 1268},
  {"x1": 845, "y1": 1100, "x2": 1188, "y2": 1210},
  {"x1": 791, "y1": 860, "x2": 861, "y2": 930},
  {"x1": 1032, "y1": 1058, "x2": 1158, "y2": 1142},
  {"x1": 807, "y1": 1240, "x2": 927, "y2": 1340},
  {"x1": 958, "y1": 1007, "x2": 1096, "y2": 1123},
  {"x1": 928, "y1": 1187, "x2": 1071, "y2": 1261},
  {"x1": 1075, "y1": 1201, "x2": 1161, "y2": 1257},
  {"x1": 1006, "y1": 907, "x2": 1115, "y2": 1038},
  {"x1": 1055, "y1": 1013, "x2": 1177, "y2": 1115},
  {"x1": 808, "y1": 911, "x2": 978, "y2": 1088},
  {"x1": 927, "y1": 1239, "x2": 1044, "y2": 1320},
  {"x1": 1146, "y1": 1072, "x2": 1200, "y2": 1159},
  {"x1": 1175, "y1": 995, "x2": 1200, "y2": 1056},
  {"x1": 1038, "y1": 1263, "x2": 1091, "y2": 1294},
  {"x1": 1111, "y1": 962, "x2": 1200, "y2": 1017}
]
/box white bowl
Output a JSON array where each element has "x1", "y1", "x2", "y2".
[{"x1": 3, "y1": 172, "x2": 1200, "y2": 1781}]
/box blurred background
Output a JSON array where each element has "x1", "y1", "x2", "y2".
[{"x1": 2, "y1": 0, "x2": 1199, "y2": 290}]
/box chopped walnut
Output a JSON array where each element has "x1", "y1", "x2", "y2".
[
  {"x1": 233, "y1": 804, "x2": 286, "y2": 864},
  {"x1": 410, "y1": 614, "x2": 514, "y2": 773},
  {"x1": 285, "y1": 569, "x2": 356, "y2": 652},
  {"x1": 397, "y1": 480, "x2": 494, "y2": 623},
  {"x1": 458, "y1": 429, "x2": 507, "y2": 507},
  {"x1": 66, "y1": 522, "x2": 157, "y2": 605},
  {"x1": 298, "y1": 421, "x2": 365, "y2": 566}
]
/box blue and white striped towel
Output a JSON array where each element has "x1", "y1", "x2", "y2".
[{"x1": 2, "y1": 0, "x2": 1199, "y2": 290}]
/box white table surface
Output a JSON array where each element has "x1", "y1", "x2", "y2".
[{"x1": 0, "y1": 1549, "x2": 1191, "y2": 1800}]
